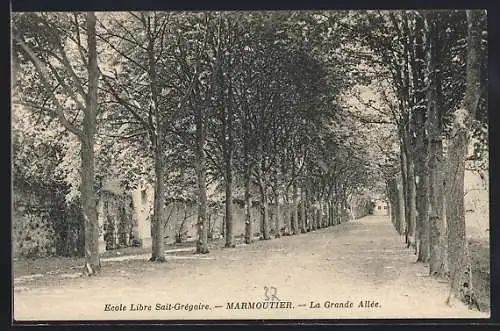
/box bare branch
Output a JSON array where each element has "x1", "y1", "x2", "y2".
[
  {"x1": 13, "y1": 36, "x2": 83, "y2": 138},
  {"x1": 100, "y1": 41, "x2": 148, "y2": 74},
  {"x1": 40, "y1": 19, "x2": 88, "y2": 102},
  {"x1": 347, "y1": 107, "x2": 395, "y2": 125},
  {"x1": 43, "y1": 56, "x2": 87, "y2": 111},
  {"x1": 100, "y1": 72, "x2": 151, "y2": 131},
  {"x1": 72, "y1": 13, "x2": 89, "y2": 67},
  {"x1": 17, "y1": 101, "x2": 83, "y2": 137}
]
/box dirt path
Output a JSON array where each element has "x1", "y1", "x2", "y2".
[{"x1": 14, "y1": 216, "x2": 488, "y2": 321}]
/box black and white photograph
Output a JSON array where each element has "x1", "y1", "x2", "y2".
[{"x1": 11, "y1": 9, "x2": 490, "y2": 321}]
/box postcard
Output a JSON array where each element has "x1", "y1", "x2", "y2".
[{"x1": 11, "y1": 9, "x2": 490, "y2": 322}]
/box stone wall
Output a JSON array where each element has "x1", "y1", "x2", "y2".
[
  {"x1": 128, "y1": 184, "x2": 300, "y2": 247},
  {"x1": 12, "y1": 184, "x2": 84, "y2": 258}
]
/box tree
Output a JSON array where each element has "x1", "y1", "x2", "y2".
[
  {"x1": 343, "y1": 11, "x2": 487, "y2": 308},
  {"x1": 13, "y1": 12, "x2": 102, "y2": 275},
  {"x1": 425, "y1": 10, "x2": 447, "y2": 276},
  {"x1": 445, "y1": 9, "x2": 484, "y2": 306},
  {"x1": 171, "y1": 12, "x2": 214, "y2": 253},
  {"x1": 97, "y1": 11, "x2": 178, "y2": 262}
]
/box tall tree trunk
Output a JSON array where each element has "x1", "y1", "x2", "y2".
[
  {"x1": 195, "y1": 105, "x2": 209, "y2": 254},
  {"x1": 332, "y1": 199, "x2": 337, "y2": 224},
  {"x1": 297, "y1": 187, "x2": 304, "y2": 230},
  {"x1": 328, "y1": 199, "x2": 333, "y2": 226},
  {"x1": 244, "y1": 166, "x2": 253, "y2": 244},
  {"x1": 414, "y1": 110, "x2": 430, "y2": 261},
  {"x1": 223, "y1": 95, "x2": 234, "y2": 248},
  {"x1": 300, "y1": 187, "x2": 307, "y2": 233},
  {"x1": 398, "y1": 12, "x2": 416, "y2": 248},
  {"x1": 222, "y1": 131, "x2": 234, "y2": 248},
  {"x1": 408, "y1": 159, "x2": 417, "y2": 253},
  {"x1": 400, "y1": 142, "x2": 410, "y2": 244},
  {"x1": 320, "y1": 204, "x2": 324, "y2": 227},
  {"x1": 390, "y1": 199, "x2": 397, "y2": 232},
  {"x1": 147, "y1": 14, "x2": 165, "y2": 262},
  {"x1": 81, "y1": 131, "x2": 100, "y2": 274},
  {"x1": 274, "y1": 191, "x2": 281, "y2": 238},
  {"x1": 441, "y1": 181, "x2": 449, "y2": 274},
  {"x1": 319, "y1": 201, "x2": 324, "y2": 227},
  {"x1": 425, "y1": 12, "x2": 447, "y2": 276},
  {"x1": 310, "y1": 202, "x2": 316, "y2": 230},
  {"x1": 259, "y1": 181, "x2": 270, "y2": 240},
  {"x1": 315, "y1": 207, "x2": 321, "y2": 229},
  {"x1": 445, "y1": 10, "x2": 482, "y2": 305},
  {"x1": 387, "y1": 178, "x2": 400, "y2": 234},
  {"x1": 216, "y1": 24, "x2": 234, "y2": 249},
  {"x1": 150, "y1": 148, "x2": 166, "y2": 262},
  {"x1": 81, "y1": 12, "x2": 100, "y2": 275},
  {"x1": 305, "y1": 186, "x2": 311, "y2": 231},
  {"x1": 336, "y1": 196, "x2": 341, "y2": 225},
  {"x1": 321, "y1": 201, "x2": 327, "y2": 227},
  {"x1": 326, "y1": 201, "x2": 331, "y2": 226},
  {"x1": 284, "y1": 189, "x2": 292, "y2": 235},
  {"x1": 339, "y1": 199, "x2": 344, "y2": 224},
  {"x1": 316, "y1": 203, "x2": 321, "y2": 228},
  {"x1": 291, "y1": 182, "x2": 299, "y2": 235},
  {"x1": 396, "y1": 174, "x2": 406, "y2": 235},
  {"x1": 415, "y1": 165, "x2": 430, "y2": 262},
  {"x1": 429, "y1": 139, "x2": 446, "y2": 274},
  {"x1": 224, "y1": 164, "x2": 235, "y2": 248},
  {"x1": 445, "y1": 132, "x2": 469, "y2": 298},
  {"x1": 326, "y1": 199, "x2": 331, "y2": 226},
  {"x1": 412, "y1": 13, "x2": 430, "y2": 262},
  {"x1": 341, "y1": 198, "x2": 345, "y2": 223},
  {"x1": 330, "y1": 200, "x2": 336, "y2": 226}
]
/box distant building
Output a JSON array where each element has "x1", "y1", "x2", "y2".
[{"x1": 371, "y1": 198, "x2": 389, "y2": 216}]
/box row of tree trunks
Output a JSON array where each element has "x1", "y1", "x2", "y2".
[
  {"x1": 385, "y1": 10, "x2": 483, "y2": 308},
  {"x1": 400, "y1": 117, "x2": 431, "y2": 259},
  {"x1": 389, "y1": 11, "x2": 435, "y2": 262},
  {"x1": 259, "y1": 196, "x2": 349, "y2": 237},
  {"x1": 240, "y1": 174, "x2": 358, "y2": 236},
  {"x1": 256, "y1": 189, "x2": 351, "y2": 237},
  {"x1": 218, "y1": 165, "x2": 353, "y2": 243}
]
